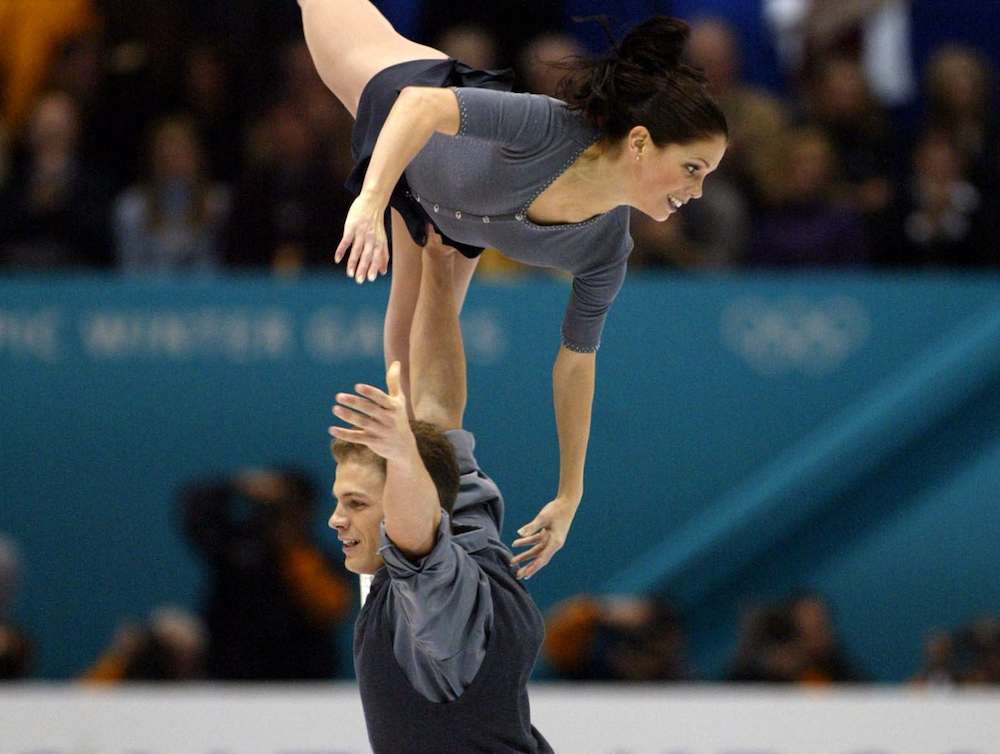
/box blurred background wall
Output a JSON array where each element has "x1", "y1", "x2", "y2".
[{"x1": 4, "y1": 273, "x2": 1000, "y2": 681}]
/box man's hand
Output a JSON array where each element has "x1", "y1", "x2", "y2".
[
  {"x1": 511, "y1": 496, "x2": 579, "y2": 580},
  {"x1": 328, "y1": 361, "x2": 414, "y2": 462}
]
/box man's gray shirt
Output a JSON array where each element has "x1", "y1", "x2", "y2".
[
  {"x1": 404, "y1": 87, "x2": 634, "y2": 352},
  {"x1": 376, "y1": 429, "x2": 509, "y2": 702}
]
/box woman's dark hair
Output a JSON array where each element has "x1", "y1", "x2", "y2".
[{"x1": 558, "y1": 16, "x2": 728, "y2": 146}]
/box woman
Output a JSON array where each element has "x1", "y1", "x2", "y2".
[
  {"x1": 299, "y1": 1, "x2": 728, "y2": 579},
  {"x1": 114, "y1": 116, "x2": 230, "y2": 273}
]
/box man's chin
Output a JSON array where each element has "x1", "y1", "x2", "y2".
[{"x1": 345, "y1": 555, "x2": 381, "y2": 575}]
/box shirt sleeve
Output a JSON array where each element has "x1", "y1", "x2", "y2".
[
  {"x1": 380, "y1": 513, "x2": 492, "y2": 702},
  {"x1": 450, "y1": 87, "x2": 556, "y2": 155},
  {"x1": 561, "y1": 257, "x2": 629, "y2": 352},
  {"x1": 445, "y1": 429, "x2": 503, "y2": 536}
]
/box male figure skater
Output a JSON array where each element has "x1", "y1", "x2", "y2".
[{"x1": 327, "y1": 231, "x2": 553, "y2": 753}]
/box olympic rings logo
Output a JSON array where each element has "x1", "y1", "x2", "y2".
[{"x1": 720, "y1": 296, "x2": 871, "y2": 376}]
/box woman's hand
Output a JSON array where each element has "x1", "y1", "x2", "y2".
[
  {"x1": 511, "y1": 496, "x2": 579, "y2": 580},
  {"x1": 328, "y1": 361, "x2": 414, "y2": 462},
  {"x1": 335, "y1": 191, "x2": 389, "y2": 284}
]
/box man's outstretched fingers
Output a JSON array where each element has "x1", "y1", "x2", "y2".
[
  {"x1": 328, "y1": 425, "x2": 367, "y2": 442},
  {"x1": 385, "y1": 360, "x2": 403, "y2": 397},
  {"x1": 333, "y1": 404, "x2": 377, "y2": 430},
  {"x1": 355, "y1": 383, "x2": 394, "y2": 409},
  {"x1": 336, "y1": 393, "x2": 389, "y2": 422}
]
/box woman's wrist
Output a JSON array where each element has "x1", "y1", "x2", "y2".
[
  {"x1": 358, "y1": 184, "x2": 390, "y2": 206},
  {"x1": 555, "y1": 487, "x2": 583, "y2": 506}
]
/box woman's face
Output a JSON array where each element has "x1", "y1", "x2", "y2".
[{"x1": 630, "y1": 132, "x2": 727, "y2": 222}]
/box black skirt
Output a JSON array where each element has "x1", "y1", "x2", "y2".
[{"x1": 345, "y1": 58, "x2": 515, "y2": 260}]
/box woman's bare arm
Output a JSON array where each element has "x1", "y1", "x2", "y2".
[
  {"x1": 337, "y1": 87, "x2": 460, "y2": 283},
  {"x1": 512, "y1": 346, "x2": 596, "y2": 579}
]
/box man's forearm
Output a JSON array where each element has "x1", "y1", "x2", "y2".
[
  {"x1": 383, "y1": 443, "x2": 442, "y2": 559},
  {"x1": 552, "y1": 345, "x2": 596, "y2": 504},
  {"x1": 362, "y1": 87, "x2": 460, "y2": 201}
]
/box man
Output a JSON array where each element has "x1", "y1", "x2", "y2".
[{"x1": 327, "y1": 230, "x2": 553, "y2": 753}]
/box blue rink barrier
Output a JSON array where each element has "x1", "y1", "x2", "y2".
[{"x1": 2, "y1": 272, "x2": 1000, "y2": 680}]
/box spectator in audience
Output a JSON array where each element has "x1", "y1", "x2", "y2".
[
  {"x1": 747, "y1": 127, "x2": 869, "y2": 266},
  {"x1": 181, "y1": 466, "x2": 353, "y2": 680},
  {"x1": 544, "y1": 593, "x2": 690, "y2": 681},
  {"x1": 808, "y1": 56, "x2": 897, "y2": 241},
  {"x1": 789, "y1": 593, "x2": 864, "y2": 684},
  {"x1": 627, "y1": 166, "x2": 750, "y2": 270},
  {"x1": 0, "y1": 534, "x2": 33, "y2": 680},
  {"x1": 0, "y1": 90, "x2": 112, "y2": 268},
  {"x1": 911, "y1": 630, "x2": 960, "y2": 687},
  {"x1": 0, "y1": 535, "x2": 22, "y2": 622},
  {"x1": 923, "y1": 45, "x2": 998, "y2": 192},
  {"x1": 0, "y1": 623, "x2": 33, "y2": 680},
  {"x1": 728, "y1": 593, "x2": 863, "y2": 684},
  {"x1": 0, "y1": 0, "x2": 100, "y2": 134},
  {"x1": 687, "y1": 18, "x2": 788, "y2": 208},
  {"x1": 727, "y1": 601, "x2": 803, "y2": 682},
  {"x1": 227, "y1": 101, "x2": 347, "y2": 273},
  {"x1": 276, "y1": 40, "x2": 351, "y2": 155},
  {"x1": 82, "y1": 606, "x2": 206, "y2": 682},
  {"x1": 627, "y1": 207, "x2": 691, "y2": 269},
  {"x1": 178, "y1": 44, "x2": 243, "y2": 182},
  {"x1": 436, "y1": 24, "x2": 501, "y2": 72},
  {"x1": 113, "y1": 115, "x2": 230, "y2": 273},
  {"x1": 0, "y1": 119, "x2": 10, "y2": 192},
  {"x1": 517, "y1": 32, "x2": 585, "y2": 98},
  {"x1": 48, "y1": 32, "x2": 110, "y2": 164},
  {"x1": 888, "y1": 129, "x2": 995, "y2": 267},
  {"x1": 419, "y1": 1, "x2": 564, "y2": 68},
  {"x1": 959, "y1": 616, "x2": 1000, "y2": 685}
]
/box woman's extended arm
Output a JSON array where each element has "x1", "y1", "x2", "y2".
[
  {"x1": 511, "y1": 345, "x2": 596, "y2": 579},
  {"x1": 336, "y1": 87, "x2": 459, "y2": 283}
]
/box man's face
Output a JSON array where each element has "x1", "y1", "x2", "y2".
[{"x1": 329, "y1": 459, "x2": 386, "y2": 574}]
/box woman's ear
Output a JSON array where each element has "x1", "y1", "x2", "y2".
[{"x1": 628, "y1": 125, "x2": 651, "y2": 158}]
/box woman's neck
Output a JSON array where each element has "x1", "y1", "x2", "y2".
[{"x1": 537, "y1": 143, "x2": 630, "y2": 222}]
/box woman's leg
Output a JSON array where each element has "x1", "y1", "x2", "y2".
[
  {"x1": 298, "y1": 0, "x2": 447, "y2": 117},
  {"x1": 385, "y1": 211, "x2": 479, "y2": 404},
  {"x1": 385, "y1": 210, "x2": 423, "y2": 402}
]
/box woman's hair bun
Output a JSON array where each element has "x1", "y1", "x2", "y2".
[
  {"x1": 616, "y1": 16, "x2": 691, "y2": 72},
  {"x1": 559, "y1": 15, "x2": 727, "y2": 144}
]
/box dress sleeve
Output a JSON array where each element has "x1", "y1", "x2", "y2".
[
  {"x1": 450, "y1": 87, "x2": 556, "y2": 154},
  {"x1": 380, "y1": 513, "x2": 492, "y2": 701},
  {"x1": 561, "y1": 257, "x2": 628, "y2": 352}
]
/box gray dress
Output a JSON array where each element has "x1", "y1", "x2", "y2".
[{"x1": 405, "y1": 87, "x2": 633, "y2": 351}]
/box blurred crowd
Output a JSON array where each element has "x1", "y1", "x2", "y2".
[
  {"x1": 0, "y1": 465, "x2": 355, "y2": 683},
  {"x1": 541, "y1": 591, "x2": 1000, "y2": 687},
  {"x1": 6, "y1": 512, "x2": 1000, "y2": 685},
  {"x1": 0, "y1": 1, "x2": 998, "y2": 274}
]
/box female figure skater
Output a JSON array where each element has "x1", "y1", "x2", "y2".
[{"x1": 299, "y1": 1, "x2": 728, "y2": 579}]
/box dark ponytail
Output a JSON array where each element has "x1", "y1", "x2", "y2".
[{"x1": 558, "y1": 16, "x2": 728, "y2": 146}]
